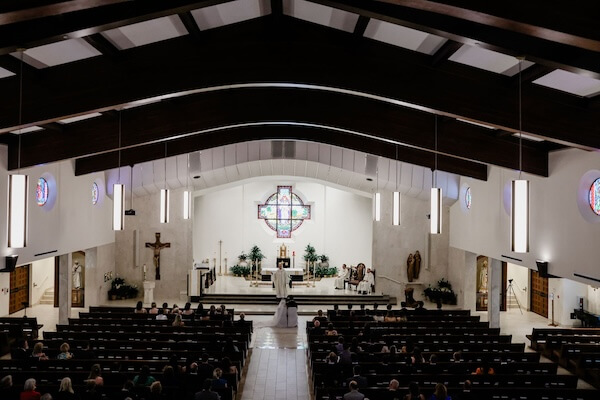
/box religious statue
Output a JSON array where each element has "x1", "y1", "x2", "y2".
[
  {"x1": 414, "y1": 251, "x2": 422, "y2": 279},
  {"x1": 407, "y1": 253, "x2": 415, "y2": 282},
  {"x1": 72, "y1": 261, "x2": 82, "y2": 289},
  {"x1": 145, "y1": 232, "x2": 171, "y2": 280}
]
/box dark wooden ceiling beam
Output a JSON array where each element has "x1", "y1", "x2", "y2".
[
  {"x1": 0, "y1": 0, "x2": 235, "y2": 55},
  {"x1": 430, "y1": 40, "x2": 462, "y2": 66},
  {"x1": 510, "y1": 64, "x2": 555, "y2": 86},
  {"x1": 7, "y1": 87, "x2": 545, "y2": 178},
  {"x1": 311, "y1": 0, "x2": 600, "y2": 77},
  {"x1": 178, "y1": 11, "x2": 203, "y2": 42},
  {"x1": 0, "y1": 17, "x2": 596, "y2": 151},
  {"x1": 353, "y1": 15, "x2": 370, "y2": 37},
  {"x1": 82, "y1": 33, "x2": 121, "y2": 59}
]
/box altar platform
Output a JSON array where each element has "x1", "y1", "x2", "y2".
[{"x1": 192, "y1": 274, "x2": 395, "y2": 305}]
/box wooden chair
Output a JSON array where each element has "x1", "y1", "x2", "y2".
[{"x1": 348, "y1": 264, "x2": 365, "y2": 290}]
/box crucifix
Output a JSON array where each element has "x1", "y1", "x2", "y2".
[{"x1": 145, "y1": 232, "x2": 171, "y2": 280}]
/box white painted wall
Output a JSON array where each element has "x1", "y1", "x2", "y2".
[
  {"x1": 506, "y1": 263, "x2": 529, "y2": 310},
  {"x1": 373, "y1": 189, "x2": 451, "y2": 305},
  {"x1": 549, "y1": 277, "x2": 589, "y2": 326},
  {"x1": 0, "y1": 147, "x2": 115, "y2": 316},
  {"x1": 194, "y1": 179, "x2": 373, "y2": 272},
  {"x1": 450, "y1": 148, "x2": 600, "y2": 287},
  {"x1": 31, "y1": 257, "x2": 55, "y2": 305},
  {"x1": 587, "y1": 286, "x2": 600, "y2": 315}
]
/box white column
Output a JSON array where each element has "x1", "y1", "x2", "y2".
[
  {"x1": 487, "y1": 258, "x2": 502, "y2": 329},
  {"x1": 58, "y1": 253, "x2": 72, "y2": 325}
]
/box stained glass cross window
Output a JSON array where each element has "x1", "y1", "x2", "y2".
[{"x1": 258, "y1": 186, "x2": 311, "y2": 238}]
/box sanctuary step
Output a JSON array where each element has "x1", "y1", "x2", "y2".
[{"x1": 194, "y1": 293, "x2": 396, "y2": 306}]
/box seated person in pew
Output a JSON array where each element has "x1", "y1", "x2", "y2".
[
  {"x1": 56, "y1": 377, "x2": 76, "y2": 400},
  {"x1": 11, "y1": 338, "x2": 30, "y2": 359},
  {"x1": 133, "y1": 365, "x2": 156, "y2": 387},
  {"x1": 325, "y1": 323, "x2": 338, "y2": 336},
  {"x1": 344, "y1": 365, "x2": 368, "y2": 389},
  {"x1": 312, "y1": 319, "x2": 323, "y2": 335},
  {"x1": 0, "y1": 375, "x2": 19, "y2": 400},
  {"x1": 135, "y1": 301, "x2": 147, "y2": 314},
  {"x1": 31, "y1": 342, "x2": 48, "y2": 361},
  {"x1": 56, "y1": 342, "x2": 73, "y2": 360},
  {"x1": 86, "y1": 364, "x2": 104, "y2": 386},
  {"x1": 343, "y1": 380, "x2": 365, "y2": 400},
  {"x1": 472, "y1": 360, "x2": 495, "y2": 375},
  {"x1": 404, "y1": 382, "x2": 425, "y2": 400},
  {"x1": 211, "y1": 368, "x2": 227, "y2": 390},
  {"x1": 182, "y1": 302, "x2": 194, "y2": 316},
  {"x1": 386, "y1": 379, "x2": 402, "y2": 400},
  {"x1": 430, "y1": 383, "x2": 451, "y2": 400},
  {"x1": 148, "y1": 302, "x2": 159, "y2": 314},
  {"x1": 20, "y1": 378, "x2": 41, "y2": 400},
  {"x1": 194, "y1": 379, "x2": 220, "y2": 400}
]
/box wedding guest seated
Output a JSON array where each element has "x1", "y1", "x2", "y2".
[
  {"x1": 344, "y1": 366, "x2": 368, "y2": 389},
  {"x1": 343, "y1": 380, "x2": 365, "y2": 400},
  {"x1": 20, "y1": 378, "x2": 41, "y2": 400},
  {"x1": 312, "y1": 319, "x2": 323, "y2": 335},
  {"x1": 198, "y1": 354, "x2": 215, "y2": 382},
  {"x1": 235, "y1": 313, "x2": 249, "y2": 327},
  {"x1": 115, "y1": 380, "x2": 136, "y2": 400},
  {"x1": 0, "y1": 375, "x2": 19, "y2": 400},
  {"x1": 211, "y1": 368, "x2": 227, "y2": 389},
  {"x1": 135, "y1": 301, "x2": 147, "y2": 314},
  {"x1": 196, "y1": 303, "x2": 206, "y2": 319},
  {"x1": 161, "y1": 303, "x2": 170, "y2": 314},
  {"x1": 430, "y1": 383, "x2": 451, "y2": 400},
  {"x1": 194, "y1": 379, "x2": 219, "y2": 400},
  {"x1": 386, "y1": 379, "x2": 401, "y2": 400},
  {"x1": 87, "y1": 364, "x2": 104, "y2": 386},
  {"x1": 171, "y1": 304, "x2": 180, "y2": 314},
  {"x1": 221, "y1": 336, "x2": 239, "y2": 353},
  {"x1": 172, "y1": 314, "x2": 185, "y2": 327},
  {"x1": 349, "y1": 337, "x2": 363, "y2": 354},
  {"x1": 313, "y1": 309, "x2": 327, "y2": 322},
  {"x1": 56, "y1": 342, "x2": 73, "y2": 360},
  {"x1": 335, "y1": 337, "x2": 345, "y2": 354},
  {"x1": 411, "y1": 347, "x2": 425, "y2": 365},
  {"x1": 148, "y1": 381, "x2": 165, "y2": 400},
  {"x1": 323, "y1": 352, "x2": 341, "y2": 388},
  {"x1": 339, "y1": 343, "x2": 353, "y2": 367},
  {"x1": 148, "y1": 302, "x2": 159, "y2": 314},
  {"x1": 325, "y1": 323, "x2": 338, "y2": 336},
  {"x1": 404, "y1": 382, "x2": 426, "y2": 400},
  {"x1": 182, "y1": 302, "x2": 194, "y2": 316},
  {"x1": 56, "y1": 377, "x2": 76, "y2": 400},
  {"x1": 472, "y1": 360, "x2": 495, "y2": 375},
  {"x1": 31, "y1": 342, "x2": 48, "y2": 361},
  {"x1": 133, "y1": 365, "x2": 156, "y2": 387},
  {"x1": 384, "y1": 310, "x2": 397, "y2": 322},
  {"x1": 11, "y1": 338, "x2": 30, "y2": 359}
]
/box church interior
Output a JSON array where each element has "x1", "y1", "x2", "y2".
[{"x1": 1, "y1": 1, "x2": 600, "y2": 399}]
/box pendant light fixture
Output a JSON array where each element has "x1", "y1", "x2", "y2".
[
  {"x1": 373, "y1": 164, "x2": 381, "y2": 222},
  {"x1": 392, "y1": 145, "x2": 401, "y2": 226},
  {"x1": 113, "y1": 111, "x2": 124, "y2": 231},
  {"x1": 511, "y1": 58, "x2": 529, "y2": 253},
  {"x1": 8, "y1": 49, "x2": 29, "y2": 248},
  {"x1": 160, "y1": 142, "x2": 170, "y2": 224},
  {"x1": 430, "y1": 116, "x2": 442, "y2": 235},
  {"x1": 183, "y1": 153, "x2": 191, "y2": 220}
]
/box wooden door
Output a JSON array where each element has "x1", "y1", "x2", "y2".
[
  {"x1": 9, "y1": 264, "x2": 30, "y2": 314},
  {"x1": 530, "y1": 270, "x2": 548, "y2": 318}
]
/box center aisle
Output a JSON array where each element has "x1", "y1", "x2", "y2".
[{"x1": 239, "y1": 316, "x2": 311, "y2": 400}]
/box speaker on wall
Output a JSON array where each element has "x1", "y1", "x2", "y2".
[
  {"x1": 2, "y1": 255, "x2": 18, "y2": 272},
  {"x1": 536, "y1": 260, "x2": 557, "y2": 278}
]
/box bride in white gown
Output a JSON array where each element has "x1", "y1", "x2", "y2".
[{"x1": 256, "y1": 299, "x2": 297, "y2": 328}]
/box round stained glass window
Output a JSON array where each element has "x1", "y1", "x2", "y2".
[
  {"x1": 92, "y1": 182, "x2": 99, "y2": 205},
  {"x1": 36, "y1": 177, "x2": 49, "y2": 206},
  {"x1": 589, "y1": 178, "x2": 600, "y2": 216},
  {"x1": 465, "y1": 187, "x2": 472, "y2": 209}
]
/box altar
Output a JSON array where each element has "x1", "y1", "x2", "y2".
[{"x1": 261, "y1": 267, "x2": 304, "y2": 281}]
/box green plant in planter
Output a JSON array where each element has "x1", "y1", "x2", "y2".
[
  {"x1": 423, "y1": 278, "x2": 457, "y2": 305},
  {"x1": 108, "y1": 277, "x2": 138, "y2": 300},
  {"x1": 238, "y1": 252, "x2": 248, "y2": 265},
  {"x1": 231, "y1": 265, "x2": 251, "y2": 277}
]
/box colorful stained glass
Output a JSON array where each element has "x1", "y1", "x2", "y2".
[
  {"x1": 465, "y1": 187, "x2": 472, "y2": 209},
  {"x1": 92, "y1": 182, "x2": 99, "y2": 205},
  {"x1": 589, "y1": 178, "x2": 600, "y2": 216},
  {"x1": 258, "y1": 185, "x2": 311, "y2": 238},
  {"x1": 36, "y1": 177, "x2": 49, "y2": 206}
]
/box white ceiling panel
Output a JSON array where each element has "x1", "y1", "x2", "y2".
[
  {"x1": 283, "y1": 0, "x2": 359, "y2": 33},
  {"x1": 235, "y1": 143, "x2": 248, "y2": 164},
  {"x1": 192, "y1": 0, "x2": 270, "y2": 30},
  {"x1": 0, "y1": 67, "x2": 15, "y2": 79},
  {"x1": 18, "y1": 39, "x2": 101, "y2": 68},
  {"x1": 364, "y1": 19, "x2": 447, "y2": 55},
  {"x1": 318, "y1": 144, "x2": 331, "y2": 165},
  {"x1": 306, "y1": 142, "x2": 319, "y2": 162},
  {"x1": 449, "y1": 45, "x2": 534, "y2": 76},
  {"x1": 10, "y1": 126, "x2": 44, "y2": 134},
  {"x1": 58, "y1": 112, "x2": 102, "y2": 124},
  {"x1": 200, "y1": 150, "x2": 212, "y2": 172},
  {"x1": 533, "y1": 69, "x2": 600, "y2": 97},
  {"x1": 295, "y1": 141, "x2": 308, "y2": 160},
  {"x1": 102, "y1": 16, "x2": 188, "y2": 50}
]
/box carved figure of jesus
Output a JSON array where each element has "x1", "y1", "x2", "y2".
[{"x1": 145, "y1": 232, "x2": 171, "y2": 280}]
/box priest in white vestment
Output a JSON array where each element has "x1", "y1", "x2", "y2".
[
  {"x1": 335, "y1": 264, "x2": 351, "y2": 289},
  {"x1": 358, "y1": 267, "x2": 375, "y2": 294},
  {"x1": 273, "y1": 262, "x2": 289, "y2": 299}
]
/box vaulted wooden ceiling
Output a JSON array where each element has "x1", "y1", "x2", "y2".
[{"x1": 1, "y1": 0, "x2": 599, "y2": 181}]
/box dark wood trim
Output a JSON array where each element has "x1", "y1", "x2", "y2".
[
  {"x1": 353, "y1": 15, "x2": 370, "y2": 36},
  {"x1": 178, "y1": 11, "x2": 203, "y2": 42},
  {"x1": 82, "y1": 33, "x2": 121, "y2": 59},
  {"x1": 431, "y1": 40, "x2": 462, "y2": 66}
]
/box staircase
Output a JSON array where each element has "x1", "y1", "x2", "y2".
[{"x1": 38, "y1": 288, "x2": 54, "y2": 305}]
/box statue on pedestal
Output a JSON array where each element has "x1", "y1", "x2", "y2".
[
  {"x1": 414, "y1": 251, "x2": 422, "y2": 279},
  {"x1": 407, "y1": 253, "x2": 415, "y2": 282}
]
